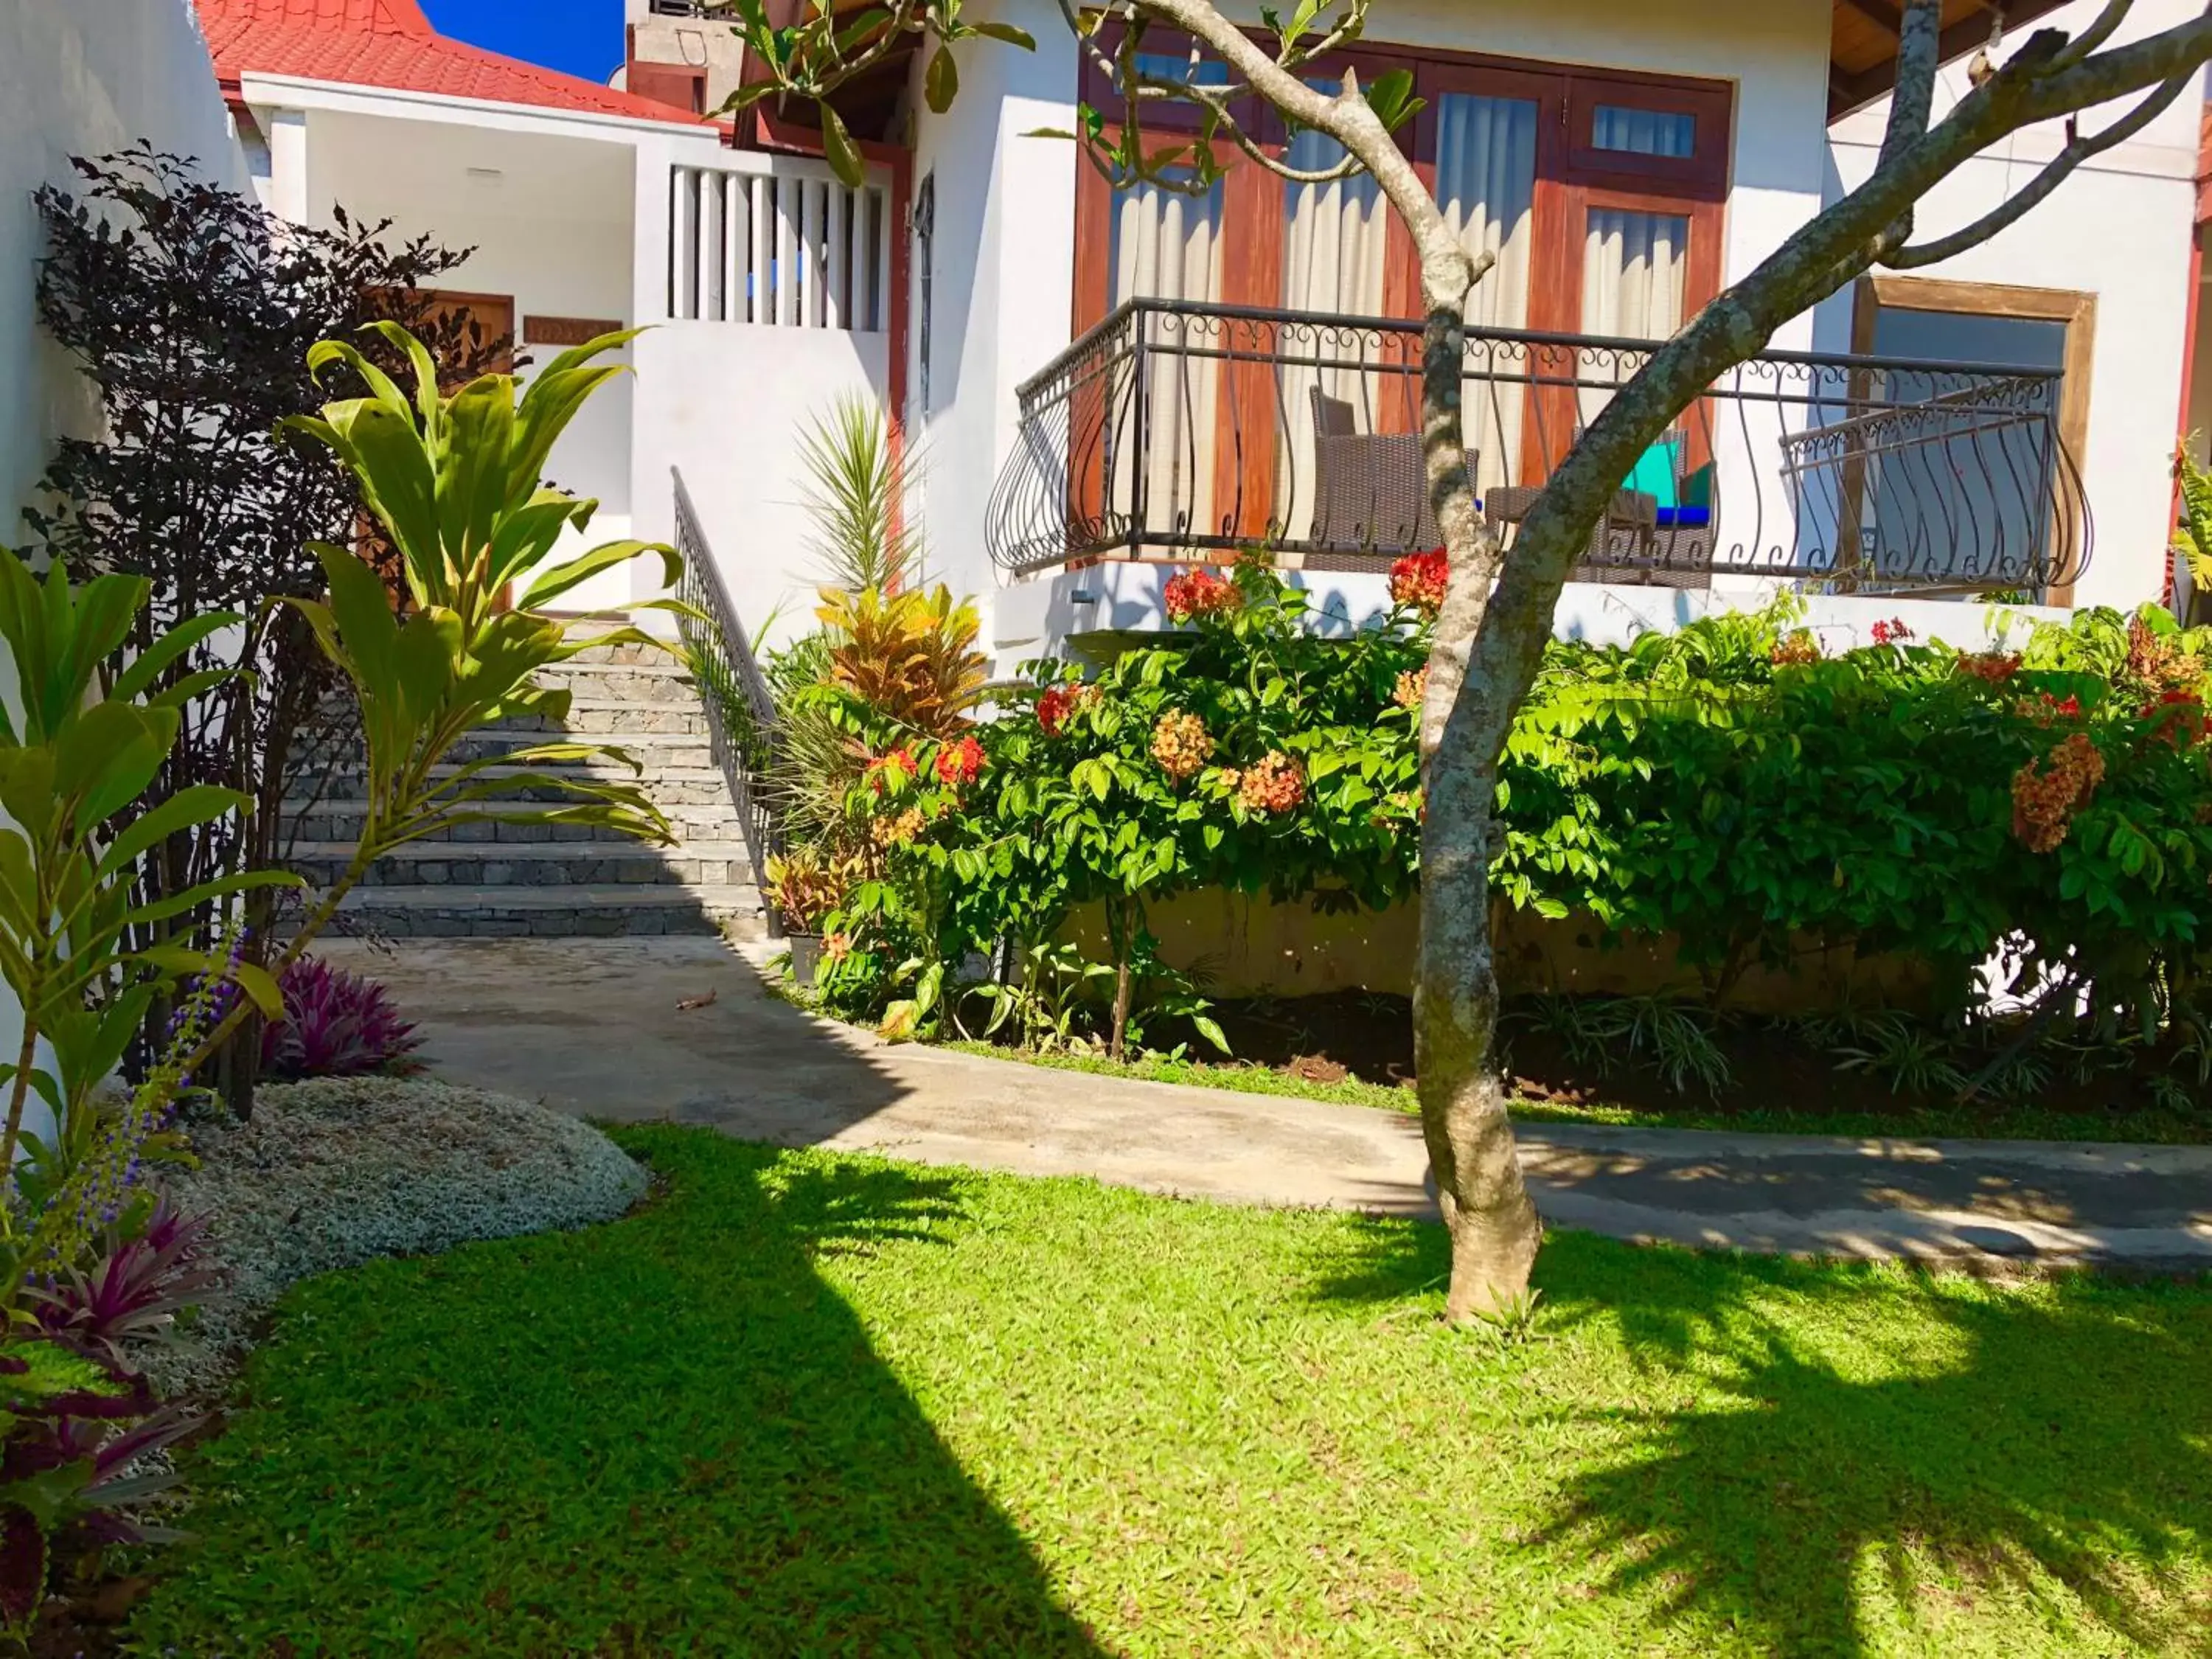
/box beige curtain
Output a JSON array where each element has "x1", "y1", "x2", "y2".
[
  {"x1": 1275, "y1": 121, "x2": 1390, "y2": 535},
  {"x1": 1437, "y1": 92, "x2": 1538, "y2": 500},
  {"x1": 1108, "y1": 181, "x2": 1223, "y2": 542},
  {"x1": 1579, "y1": 209, "x2": 1688, "y2": 427}
]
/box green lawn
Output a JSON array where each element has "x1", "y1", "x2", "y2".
[{"x1": 133, "y1": 1128, "x2": 2212, "y2": 1656}]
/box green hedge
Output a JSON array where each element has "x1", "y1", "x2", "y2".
[{"x1": 803, "y1": 563, "x2": 2212, "y2": 1030}]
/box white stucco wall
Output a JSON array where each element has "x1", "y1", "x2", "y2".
[
  {"x1": 268, "y1": 104, "x2": 646, "y2": 611},
  {"x1": 908, "y1": 0, "x2": 1082, "y2": 613},
  {"x1": 1822, "y1": 0, "x2": 2205, "y2": 611},
  {"x1": 627, "y1": 136, "x2": 897, "y2": 647},
  {"x1": 1, "y1": 0, "x2": 246, "y2": 538},
  {"x1": 0, "y1": 0, "x2": 244, "y2": 1147}
]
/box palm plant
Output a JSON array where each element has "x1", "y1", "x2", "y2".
[{"x1": 795, "y1": 392, "x2": 922, "y2": 594}]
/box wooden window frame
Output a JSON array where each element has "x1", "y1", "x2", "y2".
[
  {"x1": 1851, "y1": 274, "x2": 2095, "y2": 605},
  {"x1": 1068, "y1": 38, "x2": 1736, "y2": 554}
]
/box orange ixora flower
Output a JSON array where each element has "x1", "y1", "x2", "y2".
[
  {"x1": 1150, "y1": 710, "x2": 1214, "y2": 780},
  {"x1": 822, "y1": 931, "x2": 854, "y2": 963},
  {"x1": 1035, "y1": 683, "x2": 1099, "y2": 737},
  {"x1": 1389, "y1": 551, "x2": 1449, "y2": 615},
  {"x1": 1770, "y1": 630, "x2": 1820, "y2": 667},
  {"x1": 2141, "y1": 686, "x2": 2211, "y2": 748},
  {"x1": 1392, "y1": 665, "x2": 1429, "y2": 710},
  {"x1": 869, "y1": 807, "x2": 929, "y2": 849},
  {"x1": 1955, "y1": 650, "x2": 2023, "y2": 684},
  {"x1": 2011, "y1": 732, "x2": 2106, "y2": 853},
  {"x1": 1238, "y1": 751, "x2": 1306, "y2": 815},
  {"x1": 1163, "y1": 568, "x2": 1239, "y2": 624}
]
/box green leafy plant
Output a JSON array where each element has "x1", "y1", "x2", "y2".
[
  {"x1": 0, "y1": 555, "x2": 295, "y2": 1635},
  {"x1": 1830, "y1": 1015, "x2": 1969, "y2": 1099},
  {"x1": 274, "y1": 322, "x2": 684, "y2": 923}
]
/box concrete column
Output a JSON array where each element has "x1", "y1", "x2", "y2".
[{"x1": 265, "y1": 108, "x2": 308, "y2": 226}]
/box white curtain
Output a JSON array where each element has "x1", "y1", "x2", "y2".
[
  {"x1": 1579, "y1": 209, "x2": 1688, "y2": 427},
  {"x1": 1590, "y1": 104, "x2": 1695, "y2": 158},
  {"x1": 1108, "y1": 180, "x2": 1223, "y2": 541},
  {"x1": 1437, "y1": 92, "x2": 1538, "y2": 500},
  {"x1": 1275, "y1": 119, "x2": 1390, "y2": 533}
]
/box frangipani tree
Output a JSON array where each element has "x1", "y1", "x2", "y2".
[{"x1": 727, "y1": 0, "x2": 2212, "y2": 1319}]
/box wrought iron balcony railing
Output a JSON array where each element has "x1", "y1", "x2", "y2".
[{"x1": 984, "y1": 299, "x2": 2091, "y2": 595}]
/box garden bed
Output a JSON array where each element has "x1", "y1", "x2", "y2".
[{"x1": 970, "y1": 990, "x2": 2212, "y2": 1145}]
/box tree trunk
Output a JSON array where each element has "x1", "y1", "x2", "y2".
[
  {"x1": 1107, "y1": 894, "x2": 1134, "y2": 1062},
  {"x1": 1412, "y1": 270, "x2": 1543, "y2": 1322}
]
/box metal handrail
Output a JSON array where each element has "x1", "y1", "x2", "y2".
[{"x1": 671, "y1": 465, "x2": 787, "y2": 938}]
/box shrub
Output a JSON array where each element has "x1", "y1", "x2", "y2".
[
  {"x1": 260, "y1": 957, "x2": 422, "y2": 1079},
  {"x1": 790, "y1": 560, "x2": 2212, "y2": 1056}
]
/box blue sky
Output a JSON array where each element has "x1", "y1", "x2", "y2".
[{"x1": 421, "y1": 0, "x2": 626, "y2": 83}]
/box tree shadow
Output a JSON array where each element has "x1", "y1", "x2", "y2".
[
  {"x1": 1534, "y1": 1247, "x2": 2212, "y2": 1655},
  {"x1": 133, "y1": 1134, "x2": 1110, "y2": 1657},
  {"x1": 1308, "y1": 1215, "x2": 2212, "y2": 1655}
]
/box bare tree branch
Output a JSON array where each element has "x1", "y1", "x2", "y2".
[
  {"x1": 1882, "y1": 0, "x2": 1944, "y2": 163},
  {"x1": 1885, "y1": 67, "x2": 2195, "y2": 268},
  {"x1": 2048, "y1": 0, "x2": 2139, "y2": 69}
]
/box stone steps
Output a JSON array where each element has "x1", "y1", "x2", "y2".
[
  {"x1": 329, "y1": 883, "x2": 768, "y2": 939},
  {"x1": 285, "y1": 622, "x2": 771, "y2": 941},
  {"x1": 288, "y1": 839, "x2": 754, "y2": 890},
  {"x1": 282, "y1": 798, "x2": 748, "y2": 845}
]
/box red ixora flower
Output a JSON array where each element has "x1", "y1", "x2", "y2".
[
  {"x1": 1870, "y1": 617, "x2": 1913, "y2": 646},
  {"x1": 1163, "y1": 568, "x2": 1239, "y2": 624},
  {"x1": 1389, "y1": 551, "x2": 1449, "y2": 615},
  {"x1": 2020, "y1": 692, "x2": 2083, "y2": 725},
  {"x1": 1035, "y1": 683, "x2": 1097, "y2": 737},
  {"x1": 933, "y1": 733, "x2": 986, "y2": 787}
]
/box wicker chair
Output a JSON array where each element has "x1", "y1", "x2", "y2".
[{"x1": 1305, "y1": 389, "x2": 1464, "y2": 554}]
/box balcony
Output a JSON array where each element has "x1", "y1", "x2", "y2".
[{"x1": 984, "y1": 299, "x2": 2091, "y2": 597}]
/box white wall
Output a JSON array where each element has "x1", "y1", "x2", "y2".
[
  {"x1": 0, "y1": 0, "x2": 246, "y2": 536},
  {"x1": 291, "y1": 108, "x2": 644, "y2": 609},
  {"x1": 1822, "y1": 0, "x2": 2204, "y2": 611},
  {"x1": 995, "y1": 560, "x2": 2061, "y2": 664},
  {"x1": 0, "y1": 0, "x2": 243, "y2": 1149},
  {"x1": 627, "y1": 136, "x2": 896, "y2": 647},
  {"x1": 908, "y1": 0, "x2": 1082, "y2": 611}
]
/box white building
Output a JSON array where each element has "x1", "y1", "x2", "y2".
[{"x1": 178, "y1": 0, "x2": 2211, "y2": 672}]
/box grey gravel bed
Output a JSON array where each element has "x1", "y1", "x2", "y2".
[{"x1": 151, "y1": 1076, "x2": 646, "y2": 1396}]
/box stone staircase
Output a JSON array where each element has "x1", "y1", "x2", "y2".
[{"x1": 285, "y1": 631, "x2": 771, "y2": 939}]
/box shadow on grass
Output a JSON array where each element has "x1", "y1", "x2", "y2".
[
  {"x1": 131, "y1": 1133, "x2": 1108, "y2": 1658},
  {"x1": 1310, "y1": 1215, "x2": 2212, "y2": 1655}
]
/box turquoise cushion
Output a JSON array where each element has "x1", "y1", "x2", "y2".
[{"x1": 1624, "y1": 434, "x2": 1683, "y2": 511}]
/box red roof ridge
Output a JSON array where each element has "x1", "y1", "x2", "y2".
[{"x1": 195, "y1": 0, "x2": 717, "y2": 128}]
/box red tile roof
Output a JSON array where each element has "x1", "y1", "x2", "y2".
[{"x1": 196, "y1": 0, "x2": 716, "y2": 127}]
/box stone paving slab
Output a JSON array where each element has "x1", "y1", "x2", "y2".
[{"x1": 322, "y1": 936, "x2": 2212, "y2": 1272}]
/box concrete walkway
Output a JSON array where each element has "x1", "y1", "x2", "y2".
[{"x1": 326, "y1": 937, "x2": 2212, "y2": 1272}]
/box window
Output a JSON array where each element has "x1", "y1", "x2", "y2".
[
  {"x1": 1071, "y1": 38, "x2": 1733, "y2": 529},
  {"x1": 1851, "y1": 276, "x2": 2095, "y2": 602}
]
